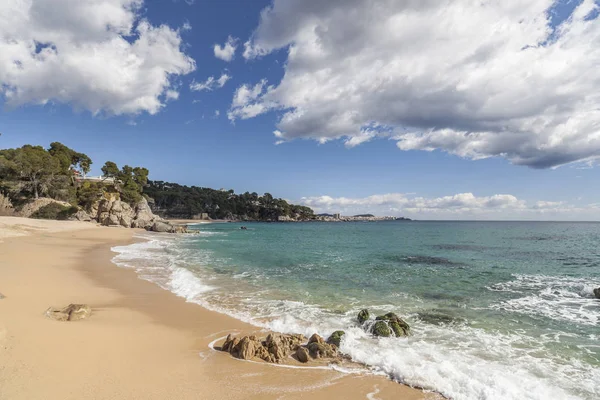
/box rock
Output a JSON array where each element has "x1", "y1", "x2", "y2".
[
  {"x1": 233, "y1": 336, "x2": 259, "y2": 360},
  {"x1": 594, "y1": 288, "x2": 600, "y2": 299},
  {"x1": 327, "y1": 331, "x2": 345, "y2": 348},
  {"x1": 88, "y1": 201, "x2": 100, "y2": 220},
  {"x1": 375, "y1": 312, "x2": 410, "y2": 337},
  {"x1": 358, "y1": 309, "x2": 370, "y2": 324},
  {"x1": 18, "y1": 198, "x2": 72, "y2": 218},
  {"x1": 221, "y1": 334, "x2": 240, "y2": 353},
  {"x1": 371, "y1": 320, "x2": 392, "y2": 337},
  {"x1": 0, "y1": 193, "x2": 14, "y2": 215},
  {"x1": 307, "y1": 342, "x2": 337, "y2": 359},
  {"x1": 69, "y1": 209, "x2": 93, "y2": 222},
  {"x1": 132, "y1": 198, "x2": 162, "y2": 229},
  {"x1": 308, "y1": 333, "x2": 325, "y2": 345},
  {"x1": 220, "y1": 332, "x2": 308, "y2": 364},
  {"x1": 151, "y1": 221, "x2": 175, "y2": 233},
  {"x1": 296, "y1": 347, "x2": 310, "y2": 363},
  {"x1": 45, "y1": 304, "x2": 92, "y2": 322},
  {"x1": 174, "y1": 225, "x2": 189, "y2": 234}
]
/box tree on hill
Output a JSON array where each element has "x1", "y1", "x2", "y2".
[
  {"x1": 101, "y1": 162, "x2": 149, "y2": 205},
  {"x1": 48, "y1": 142, "x2": 92, "y2": 178},
  {"x1": 9, "y1": 145, "x2": 61, "y2": 199}
]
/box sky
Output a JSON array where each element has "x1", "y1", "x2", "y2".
[{"x1": 1, "y1": 0, "x2": 600, "y2": 220}]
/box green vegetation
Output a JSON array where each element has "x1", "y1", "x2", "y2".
[
  {"x1": 0, "y1": 142, "x2": 315, "y2": 221},
  {"x1": 145, "y1": 181, "x2": 314, "y2": 221},
  {"x1": 31, "y1": 203, "x2": 78, "y2": 220},
  {"x1": 100, "y1": 162, "x2": 148, "y2": 204},
  {"x1": 0, "y1": 143, "x2": 147, "y2": 210}
]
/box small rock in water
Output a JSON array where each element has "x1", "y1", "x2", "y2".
[
  {"x1": 594, "y1": 287, "x2": 600, "y2": 299},
  {"x1": 357, "y1": 309, "x2": 370, "y2": 324},
  {"x1": 371, "y1": 320, "x2": 392, "y2": 337},
  {"x1": 375, "y1": 312, "x2": 411, "y2": 337},
  {"x1": 326, "y1": 331, "x2": 346, "y2": 348},
  {"x1": 45, "y1": 304, "x2": 92, "y2": 321}
]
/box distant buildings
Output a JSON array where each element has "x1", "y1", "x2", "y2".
[{"x1": 313, "y1": 214, "x2": 410, "y2": 222}]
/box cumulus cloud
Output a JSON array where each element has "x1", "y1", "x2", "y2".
[
  {"x1": 233, "y1": 0, "x2": 600, "y2": 168},
  {"x1": 0, "y1": 0, "x2": 196, "y2": 116},
  {"x1": 214, "y1": 36, "x2": 238, "y2": 62},
  {"x1": 190, "y1": 73, "x2": 231, "y2": 92},
  {"x1": 300, "y1": 192, "x2": 599, "y2": 220}
]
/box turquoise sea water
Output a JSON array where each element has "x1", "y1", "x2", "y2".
[{"x1": 112, "y1": 221, "x2": 600, "y2": 400}]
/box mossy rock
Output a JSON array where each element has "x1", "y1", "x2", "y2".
[
  {"x1": 326, "y1": 330, "x2": 345, "y2": 348},
  {"x1": 371, "y1": 321, "x2": 391, "y2": 337},
  {"x1": 357, "y1": 309, "x2": 370, "y2": 324},
  {"x1": 375, "y1": 312, "x2": 410, "y2": 337}
]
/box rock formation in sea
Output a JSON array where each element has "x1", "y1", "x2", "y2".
[{"x1": 357, "y1": 309, "x2": 411, "y2": 338}]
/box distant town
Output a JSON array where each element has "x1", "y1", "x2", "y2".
[{"x1": 296, "y1": 213, "x2": 411, "y2": 222}]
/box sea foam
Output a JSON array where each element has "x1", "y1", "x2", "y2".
[{"x1": 111, "y1": 234, "x2": 600, "y2": 400}]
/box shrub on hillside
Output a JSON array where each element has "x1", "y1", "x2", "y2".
[{"x1": 31, "y1": 203, "x2": 79, "y2": 220}]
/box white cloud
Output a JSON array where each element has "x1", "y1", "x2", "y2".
[
  {"x1": 228, "y1": 79, "x2": 278, "y2": 120},
  {"x1": 214, "y1": 36, "x2": 238, "y2": 62},
  {"x1": 235, "y1": 0, "x2": 600, "y2": 168},
  {"x1": 300, "y1": 192, "x2": 600, "y2": 220},
  {"x1": 0, "y1": 0, "x2": 195, "y2": 116},
  {"x1": 190, "y1": 73, "x2": 231, "y2": 92}
]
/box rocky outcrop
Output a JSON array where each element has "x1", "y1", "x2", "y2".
[
  {"x1": 69, "y1": 209, "x2": 93, "y2": 222},
  {"x1": 594, "y1": 288, "x2": 600, "y2": 299},
  {"x1": 18, "y1": 198, "x2": 72, "y2": 218},
  {"x1": 132, "y1": 197, "x2": 161, "y2": 229},
  {"x1": 220, "y1": 332, "x2": 339, "y2": 364},
  {"x1": 0, "y1": 193, "x2": 13, "y2": 215},
  {"x1": 326, "y1": 330, "x2": 345, "y2": 348},
  {"x1": 45, "y1": 304, "x2": 92, "y2": 321},
  {"x1": 357, "y1": 309, "x2": 370, "y2": 324},
  {"x1": 86, "y1": 196, "x2": 167, "y2": 230},
  {"x1": 357, "y1": 309, "x2": 411, "y2": 338},
  {"x1": 375, "y1": 313, "x2": 411, "y2": 337},
  {"x1": 307, "y1": 333, "x2": 338, "y2": 359}
]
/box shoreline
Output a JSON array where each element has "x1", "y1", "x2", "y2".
[{"x1": 0, "y1": 219, "x2": 432, "y2": 399}]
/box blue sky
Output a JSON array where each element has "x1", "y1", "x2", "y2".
[{"x1": 1, "y1": 0, "x2": 600, "y2": 219}]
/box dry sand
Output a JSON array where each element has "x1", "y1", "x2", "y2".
[{"x1": 0, "y1": 217, "x2": 435, "y2": 399}]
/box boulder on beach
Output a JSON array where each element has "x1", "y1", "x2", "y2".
[
  {"x1": 220, "y1": 332, "x2": 340, "y2": 364},
  {"x1": 357, "y1": 309, "x2": 370, "y2": 324},
  {"x1": 594, "y1": 288, "x2": 600, "y2": 299},
  {"x1": 45, "y1": 304, "x2": 92, "y2": 322},
  {"x1": 151, "y1": 221, "x2": 174, "y2": 233},
  {"x1": 295, "y1": 346, "x2": 310, "y2": 363},
  {"x1": 221, "y1": 332, "x2": 305, "y2": 364},
  {"x1": 326, "y1": 331, "x2": 345, "y2": 348}
]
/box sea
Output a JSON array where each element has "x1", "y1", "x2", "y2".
[{"x1": 111, "y1": 221, "x2": 600, "y2": 400}]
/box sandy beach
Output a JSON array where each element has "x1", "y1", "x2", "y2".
[{"x1": 0, "y1": 217, "x2": 432, "y2": 400}]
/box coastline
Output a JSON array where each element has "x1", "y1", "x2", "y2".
[{"x1": 0, "y1": 218, "x2": 432, "y2": 399}]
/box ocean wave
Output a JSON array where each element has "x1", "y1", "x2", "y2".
[
  {"x1": 488, "y1": 274, "x2": 600, "y2": 326},
  {"x1": 111, "y1": 235, "x2": 600, "y2": 400}
]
